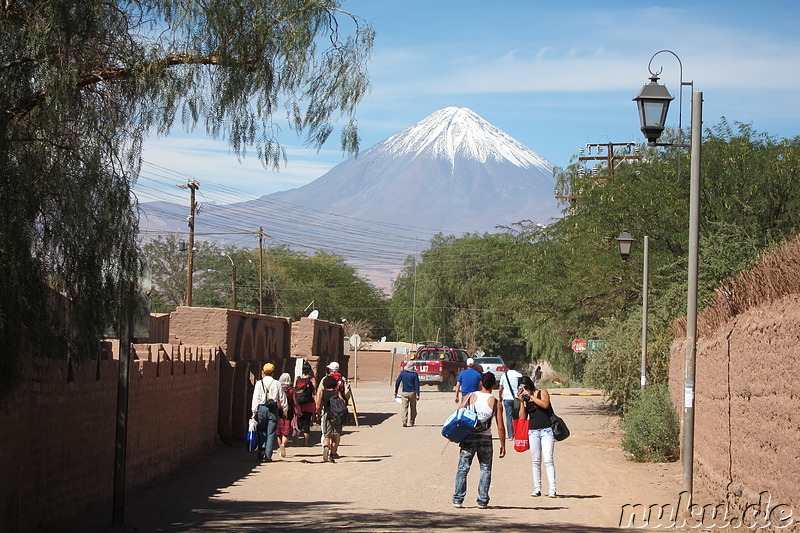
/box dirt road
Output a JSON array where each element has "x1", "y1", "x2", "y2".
[{"x1": 49, "y1": 383, "x2": 682, "y2": 532}]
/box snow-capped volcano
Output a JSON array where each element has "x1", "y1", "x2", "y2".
[
  {"x1": 381, "y1": 107, "x2": 552, "y2": 171},
  {"x1": 266, "y1": 106, "x2": 559, "y2": 229},
  {"x1": 138, "y1": 107, "x2": 562, "y2": 290}
]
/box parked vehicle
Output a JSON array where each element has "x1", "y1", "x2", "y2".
[
  {"x1": 473, "y1": 356, "x2": 506, "y2": 382},
  {"x1": 400, "y1": 346, "x2": 469, "y2": 392}
]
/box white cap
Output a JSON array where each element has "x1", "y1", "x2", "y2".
[
  {"x1": 466, "y1": 358, "x2": 474, "y2": 366},
  {"x1": 327, "y1": 361, "x2": 340, "y2": 371}
]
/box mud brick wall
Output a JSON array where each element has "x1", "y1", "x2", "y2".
[
  {"x1": 169, "y1": 307, "x2": 292, "y2": 443},
  {"x1": 126, "y1": 343, "x2": 220, "y2": 488},
  {"x1": 291, "y1": 317, "x2": 347, "y2": 379},
  {"x1": 0, "y1": 343, "x2": 220, "y2": 533},
  {"x1": 670, "y1": 293, "x2": 800, "y2": 528}
]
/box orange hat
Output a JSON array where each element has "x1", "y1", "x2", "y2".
[{"x1": 262, "y1": 363, "x2": 275, "y2": 374}]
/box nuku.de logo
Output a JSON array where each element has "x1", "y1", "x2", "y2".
[{"x1": 619, "y1": 491, "x2": 794, "y2": 529}]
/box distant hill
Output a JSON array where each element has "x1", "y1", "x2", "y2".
[{"x1": 138, "y1": 107, "x2": 563, "y2": 290}]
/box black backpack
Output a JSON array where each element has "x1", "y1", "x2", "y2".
[
  {"x1": 327, "y1": 394, "x2": 348, "y2": 424},
  {"x1": 294, "y1": 377, "x2": 314, "y2": 404}
]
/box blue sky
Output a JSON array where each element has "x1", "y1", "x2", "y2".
[{"x1": 138, "y1": 1, "x2": 800, "y2": 204}]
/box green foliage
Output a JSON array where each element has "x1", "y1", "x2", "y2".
[
  {"x1": 0, "y1": 1, "x2": 373, "y2": 399},
  {"x1": 621, "y1": 384, "x2": 680, "y2": 462},
  {"x1": 142, "y1": 238, "x2": 391, "y2": 339},
  {"x1": 390, "y1": 124, "x2": 800, "y2": 403}
]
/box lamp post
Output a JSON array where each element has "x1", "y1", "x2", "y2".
[
  {"x1": 221, "y1": 252, "x2": 237, "y2": 310},
  {"x1": 634, "y1": 50, "x2": 702, "y2": 499},
  {"x1": 616, "y1": 231, "x2": 649, "y2": 390}
]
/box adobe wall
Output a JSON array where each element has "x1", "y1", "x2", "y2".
[
  {"x1": 291, "y1": 317, "x2": 347, "y2": 378},
  {"x1": 0, "y1": 343, "x2": 219, "y2": 533},
  {"x1": 669, "y1": 293, "x2": 800, "y2": 526},
  {"x1": 169, "y1": 307, "x2": 292, "y2": 444}
]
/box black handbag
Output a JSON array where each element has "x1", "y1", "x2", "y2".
[{"x1": 549, "y1": 410, "x2": 570, "y2": 441}]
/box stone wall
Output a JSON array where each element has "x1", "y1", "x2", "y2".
[{"x1": 670, "y1": 290, "x2": 800, "y2": 528}]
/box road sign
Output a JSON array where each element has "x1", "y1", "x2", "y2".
[
  {"x1": 350, "y1": 334, "x2": 362, "y2": 349},
  {"x1": 571, "y1": 338, "x2": 588, "y2": 353}
]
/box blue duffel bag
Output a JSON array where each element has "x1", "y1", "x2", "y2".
[{"x1": 442, "y1": 403, "x2": 478, "y2": 443}]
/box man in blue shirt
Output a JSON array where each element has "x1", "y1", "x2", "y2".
[
  {"x1": 454, "y1": 358, "x2": 482, "y2": 404},
  {"x1": 394, "y1": 362, "x2": 421, "y2": 427}
]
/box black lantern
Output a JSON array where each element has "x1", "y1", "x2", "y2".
[
  {"x1": 616, "y1": 230, "x2": 634, "y2": 261},
  {"x1": 633, "y1": 75, "x2": 674, "y2": 144}
]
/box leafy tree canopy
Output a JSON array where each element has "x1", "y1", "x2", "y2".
[{"x1": 0, "y1": 0, "x2": 373, "y2": 398}]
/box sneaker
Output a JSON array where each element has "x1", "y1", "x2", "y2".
[
  {"x1": 330, "y1": 452, "x2": 339, "y2": 459},
  {"x1": 322, "y1": 445, "x2": 330, "y2": 463},
  {"x1": 279, "y1": 443, "x2": 286, "y2": 458},
  {"x1": 530, "y1": 490, "x2": 541, "y2": 497},
  {"x1": 548, "y1": 492, "x2": 557, "y2": 498},
  {"x1": 402, "y1": 423, "x2": 408, "y2": 427},
  {"x1": 477, "y1": 503, "x2": 489, "y2": 509},
  {"x1": 452, "y1": 502, "x2": 463, "y2": 508}
]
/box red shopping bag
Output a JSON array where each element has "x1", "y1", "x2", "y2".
[{"x1": 513, "y1": 418, "x2": 530, "y2": 452}]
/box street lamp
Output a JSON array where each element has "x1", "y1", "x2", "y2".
[
  {"x1": 634, "y1": 50, "x2": 702, "y2": 499},
  {"x1": 221, "y1": 252, "x2": 237, "y2": 310},
  {"x1": 633, "y1": 75, "x2": 674, "y2": 145},
  {"x1": 616, "y1": 231, "x2": 649, "y2": 390}
]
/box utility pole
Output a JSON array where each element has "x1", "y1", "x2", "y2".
[
  {"x1": 258, "y1": 227, "x2": 264, "y2": 314},
  {"x1": 578, "y1": 142, "x2": 641, "y2": 181},
  {"x1": 179, "y1": 179, "x2": 199, "y2": 306}
]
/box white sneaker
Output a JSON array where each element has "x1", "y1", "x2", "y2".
[
  {"x1": 452, "y1": 502, "x2": 463, "y2": 508},
  {"x1": 548, "y1": 492, "x2": 557, "y2": 498},
  {"x1": 530, "y1": 490, "x2": 541, "y2": 497}
]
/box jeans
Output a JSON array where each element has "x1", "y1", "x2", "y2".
[
  {"x1": 529, "y1": 427, "x2": 556, "y2": 495},
  {"x1": 453, "y1": 434, "x2": 493, "y2": 506},
  {"x1": 502, "y1": 399, "x2": 516, "y2": 439},
  {"x1": 257, "y1": 404, "x2": 278, "y2": 458},
  {"x1": 401, "y1": 391, "x2": 417, "y2": 425}
]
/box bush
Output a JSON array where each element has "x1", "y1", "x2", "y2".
[{"x1": 621, "y1": 384, "x2": 679, "y2": 462}]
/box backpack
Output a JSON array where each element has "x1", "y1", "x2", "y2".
[
  {"x1": 294, "y1": 377, "x2": 314, "y2": 404},
  {"x1": 327, "y1": 394, "x2": 348, "y2": 424}
]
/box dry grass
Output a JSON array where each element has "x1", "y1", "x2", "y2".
[{"x1": 672, "y1": 235, "x2": 800, "y2": 338}]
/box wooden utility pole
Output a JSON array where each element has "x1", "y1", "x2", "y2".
[
  {"x1": 578, "y1": 142, "x2": 641, "y2": 181},
  {"x1": 179, "y1": 179, "x2": 199, "y2": 306},
  {"x1": 258, "y1": 226, "x2": 264, "y2": 314}
]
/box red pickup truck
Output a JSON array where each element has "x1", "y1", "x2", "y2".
[{"x1": 401, "y1": 346, "x2": 469, "y2": 392}]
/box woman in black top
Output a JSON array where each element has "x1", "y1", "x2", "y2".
[{"x1": 518, "y1": 376, "x2": 557, "y2": 498}]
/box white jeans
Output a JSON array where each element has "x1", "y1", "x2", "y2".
[{"x1": 529, "y1": 427, "x2": 556, "y2": 495}]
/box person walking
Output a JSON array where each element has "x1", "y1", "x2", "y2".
[
  {"x1": 533, "y1": 365, "x2": 543, "y2": 389},
  {"x1": 293, "y1": 362, "x2": 317, "y2": 447},
  {"x1": 250, "y1": 363, "x2": 288, "y2": 463},
  {"x1": 316, "y1": 375, "x2": 346, "y2": 462},
  {"x1": 452, "y1": 372, "x2": 506, "y2": 509},
  {"x1": 453, "y1": 358, "x2": 482, "y2": 404},
  {"x1": 394, "y1": 362, "x2": 420, "y2": 427},
  {"x1": 518, "y1": 375, "x2": 557, "y2": 498},
  {"x1": 276, "y1": 373, "x2": 301, "y2": 458},
  {"x1": 498, "y1": 359, "x2": 523, "y2": 441}
]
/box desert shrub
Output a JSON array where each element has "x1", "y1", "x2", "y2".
[{"x1": 621, "y1": 384, "x2": 679, "y2": 462}]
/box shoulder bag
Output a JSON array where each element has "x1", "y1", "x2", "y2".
[{"x1": 548, "y1": 401, "x2": 570, "y2": 441}]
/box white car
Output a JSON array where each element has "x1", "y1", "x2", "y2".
[{"x1": 473, "y1": 356, "x2": 506, "y2": 382}]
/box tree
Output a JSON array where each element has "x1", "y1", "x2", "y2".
[{"x1": 0, "y1": 1, "x2": 373, "y2": 398}]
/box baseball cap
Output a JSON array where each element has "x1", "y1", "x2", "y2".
[
  {"x1": 466, "y1": 358, "x2": 474, "y2": 366},
  {"x1": 327, "y1": 361, "x2": 340, "y2": 372},
  {"x1": 262, "y1": 363, "x2": 275, "y2": 374}
]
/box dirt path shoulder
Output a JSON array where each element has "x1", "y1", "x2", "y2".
[{"x1": 47, "y1": 383, "x2": 682, "y2": 532}]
